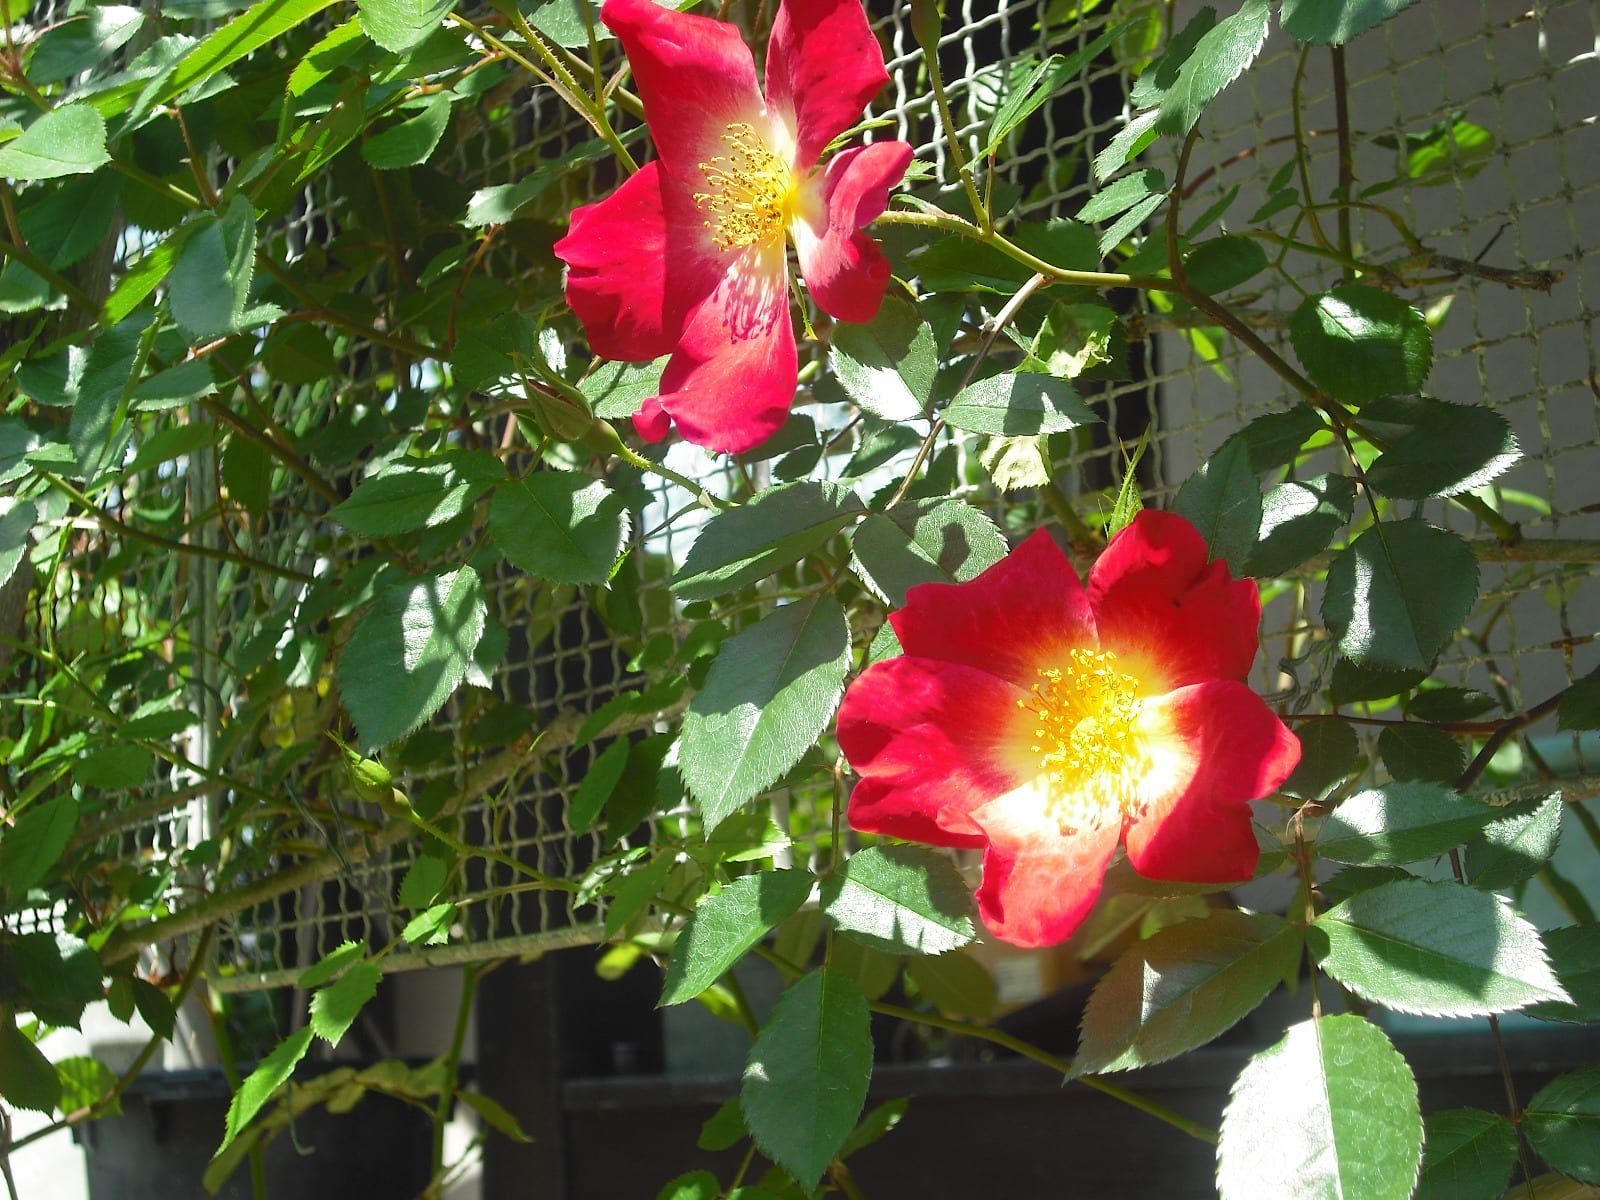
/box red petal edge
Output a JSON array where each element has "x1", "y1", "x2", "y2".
[
  {"x1": 764, "y1": 0, "x2": 892, "y2": 167},
  {"x1": 795, "y1": 141, "x2": 913, "y2": 324}
]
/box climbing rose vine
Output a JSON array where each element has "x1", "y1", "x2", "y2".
[{"x1": 837, "y1": 511, "x2": 1302, "y2": 948}]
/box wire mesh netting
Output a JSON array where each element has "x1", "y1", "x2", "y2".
[{"x1": 18, "y1": 0, "x2": 1595, "y2": 988}]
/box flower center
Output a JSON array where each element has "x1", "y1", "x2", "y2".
[
  {"x1": 694, "y1": 122, "x2": 795, "y2": 252},
  {"x1": 1018, "y1": 648, "x2": 1146, "y2": 834}
]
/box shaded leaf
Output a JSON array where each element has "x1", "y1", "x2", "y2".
[
  {"x1": 489, "y1": 472, "x2": 629, "y2": 586},
  {"x1": 1363, "y1": 397, "x2": 1519, "y2": 500},
  {"x1": 1172, "y1": 436, "x2": 1260, "y2": 570},
  {"x1": 1245, "y1": 474, "x2": 1354, "y2": 577},
  {"x1": 218, "y1": 1027, "x2": 315, "y2": 1156},
  {"x1": 1290, "y1": 285, "x2": 1432, "y2": 404},
  {"x1": 1524, "y1": 925, "x2": 1600, "y2": 1024},
  {"x1": 829, "y1": 293, "x2": 936, "y2": 422},
  {"x1": 943, "y1": 371, "x2": 1098, "y2": 436},
  {"x1": 1281, "y1": 0, "x2": 1420, "y2": 45},
  {"x1": 1316, "y1": 783, "x2": 1496, "y2": 866},
  {"x1": 1465, "y1": 793, "x2": 1563, "y2": 891},
  {"x1": 1322, "y1": 519, "x2": 1477, "y2": 671},
  {"x1": 1416, "y1": 1108, "x2": 1518, "y2": 1200},
  {"x1": 849, "y1": 498, "x2": 1007, "y2": 607},
  {"x1": 1525, "y1": 1067, "x2": 1600, "y2": 1184},
  {"x1": 660, "y1": 869, "x2": 814, "y2": 1006},
  {"x1": 0, "y1": 105, "x2": 109, "y2": 179},
  {"x1": 672, "y1": 482, "x2": 864, "y2": 601}
]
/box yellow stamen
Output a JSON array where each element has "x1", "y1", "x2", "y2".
[
  {"x1": 693, "y1": 122, "x2": 795, "y2": 252},
  {"x1": 1017, "y1": 648, "x2": 1147, "y2": 835}
]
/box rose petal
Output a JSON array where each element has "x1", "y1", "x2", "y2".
[
  {"x1": 653, "y1": 243, "x2": 796, "y2": 453},
  {"x1": 840, "y1": 657, "x2": 1030, "y2": 847},
  {"x1": 1123, "y1": 681, "x2": 1301, "y2": 883},
  {"x1": 890, "y1": 529, "x2": 1097, "y2": 685},
  {"x1": 1089, "y1": 509, "x2": 1262, "y2": 690},
  {"x1": 793, "y1": 141, "x2": 913, "y2": 323},
  {"x1": 602, "y1": 0, "x2": 767, "y2": 180},
  {"x1": 633, "y1": 396, "x2": 671, "y2": 442},
  {"x1": 554, "y1": 162, "x2": 719, "y2": 361},
  {"x1": 970, "y1": 782, "x2": 1121, "y2": 948},
  {"x1": 764, "y1": 0, "x2": 892, "y2": 167}
]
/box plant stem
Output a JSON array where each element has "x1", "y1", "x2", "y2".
[{"x1": 431, "y1": 964, "x2": 479, "y2": 1182}]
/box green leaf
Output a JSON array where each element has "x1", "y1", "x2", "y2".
[
  {"x1": 0, "y1": 105, "x2": 109, "y2": 179},
  {"x1": 1281, "y1": 0, "x2": 1420, "y2": 45},
  {"x1": 983, "y1": 19, "x2": 1131, "y2": 155},
  {"x1": 1154, "y1": 0, "x2": 1271, "y2": 137},
  {"x1": 827, "y1": 937, "x2": 900, "y2": 1002},
  {"x1": 526, "y1": 0, "x2": 614, "y2": 47},
  {"x1": 334, "y1": 454, "x2": 504, "y2": 536},
  {"x1": 298, "y1": 940, "x2": 368, "y2": 989},
  {"x1": 1524, "y1": 926, "x2": 1600, "y2": 1024},
  {"x1": 0, "y1": 1020, "x2": 61, "y2": 1114},
  {"x1": 1362, "y1": 397, "x2": 1519, "y2": 499},
  {"x1": 839, "y1": 1096, "x2": 911, "y2": 1159},
  {"x1": 135, "y1": 0, "x2": 340, "y2": 115},
  {"x1": 1525, "y1": 1067, "x2": 1600, "y2": 1184},
  {"x1": 672, "y1": 482, "x2": 864, "y2": 601},
  {"x1": 26, "y1": 6, "x2": 145, "y2": 84},
  {"x1": 603, "y1": 851, "x2": 677, "y2": 940},
  {"x1": 401, "y1": 903, "x2": 455, "y2": 945},
  {"x1": 1322, "y1": 519, "x2": 1478, "y2": 671},
  {"x1": 0, "y1": 796, "x2": 79, "y2": 895},
  {"x1": 657, "y1": 1172, "x2": 720, "y2": 1200},
  {"x1": 465, "y1": 175, "x2": 556, "y2": 227},
  {"x1": 1416, "y1": 1108, "x2": 1518, "y2": 1200},
  {"x1": 1217, "y1": 1015, "x2": 1420, "y2": 1200},
  {"x1": 359, "y1": 0, "x2": 451, "y2": 52},
  {"x1": 1558, "y1": 669, "x2": 1600, "y2": 731},
  {"x1": 1316, "y1": 783, "x2": 1496, "y2": 866},
  {"x1": 1183, "y1": 235, "x2": 1268, "y2": 294},
  {"x1": 218, "y1": 1026, "x2": 315, "y2": 1156},
  {"x1": 18, "y1": 174, "x2": 119, "y2": 271},
  {"x1": 1171, "y1": 436, "x2": 1261, "y2": 569},
  {"x1": 74, "y1": 745, "x2": 154, "y2": 789},
  {"x1": 287, "y1": 16, "x2": 364, "y2": 96},
  {"x1": 978, "y1": 434, "x2": 1050, "y2": 491},
  {"x1": 0, "y1": 497, "x2": 35, "y2": 591},
  {"x1": 1464, "y1": 793, "x2": 1563, "y2": 891},
  {"x1": 71, "y1": 315, "x2": 145, "y2": 476},
  {"x1": 1281, "y1": 718, "x2": 1359, "y2": 802},
  {"x1": 1027, "y1": 301, "x2": 1118, "y2": 379},
  {"x1": 848, "y1": 498, "x2": 1007, "y2": 607},
  {"x1": 131, "y1": 980, "x2": 175, "y2": 1039},
  {"x1": 943, "y1": 371, "x2": 1098, "y2": 436},
  {"x1": 579, "y1": 356, "x2": 668, "y2": 418},
  {"x1": 169, "y1": 195, "x2": 257, "y2": 339},
  {"x1": 456, "y1": 1090, "x2": 531, "y2": 1142},
  {"x1": 829, "y1": 293, "x2": 936, "y2": 422},
  {"x1": 569, "y1": 737, "x2": 630, "y2": 831},
  {"x1": 1075, "y1": 168, "x2": 1166, "y2": 223},
  {"x1": 1245, "y1": 474, "x2": 1354, "y2": 577},
  {"x1": 488, "y1": 472, "x2": 628, "y2": 586},
  {"x1": 819, "y1": 845, "x2": 976, "y2": 956},
  {"x1": 12, "y1": 932, "x2": 104, "y2": 1027},
  {"x1": 398, "y1": 852, "x2": 448, "y2": 908},
  {"x1": 1075, "y1": 911, "x2": 1304, "y2": 1075},
  {"x1": 698, "y1": 1096, "x2": 746, "y2": 1151},
  {"x1": 1377, "y1": 723, "x2": 1463, "y2": 782},
  {"x1": 1290, "y1": 285, "x2": 1432, "y2": 404},
  {"x1": 363, "y1": 93, "x2": 452, "y2": 169},
  {"x1": 56, "y1": 1056, "x2": 119, "y2": 1117},
  {"x1": 660, "y1": 869, "x2": 814, "y2": 1006},
  {"x1": 1233, "y1": 405, "x2": 1326, "y2": 472},
  {"x1": 339, "y1": 566, "x2": 488, "y2": 751},
  {"x1": 904, "y1": 952, "x2": 996, "y2": 1020},
  {"x1": 679, "y1": 597, "x2": 850, "y2": 830},
  {"x1": 741, "y1": 969, "x2": 872, "y2": 1192},
  {"x1": 1313, "y1": 878, "x2": 1568, "y2": 1016},
  {"x1": 1329, "y1": 658, "x2": 1428, "y2": 705},
  {"x1": 309, "y1": 961, "x2": 382, "y2": 1046}
]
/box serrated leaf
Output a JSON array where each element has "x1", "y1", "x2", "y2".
[
  {"x1": 398, "y1": 851, "x2": 448, "y2": 909},
  {"x1": 489, "y1": 472, "x2": 629, "y2": 586},
  {"x1": 135, "y1": 0, "x2": 339, "y2": 115},
  {"x1": 1525, "y1": 1067, "x2": 1600, "y2": 1184},
  {"x1": 829, "y1": 293, "x2": 935, "y2": 422},
  {"x1": 943, "y1": 371, "x2": 1098, "y2": 436},
  {"x1": 310, "y1": 961, "x2": 382, "y2": 1047},
  {"x1": 362, "y1": 92, "x2": 452, "y2": 169},
  {"x1": 656, "y1": 1172, "x2": 719, "y2": 1200},
  {"x1": 820, "y1": 845, "x2": 975, "y2": 956},
  {"x1": 1281, "y1": 0, "x2": 1420, "y2": 44},
  {"x1": 1246, "y1": 474, "x2": 1355, "y2": 577},
  {"x1": 1234, "y1": 405, "x2": 1326, "y2": 472},
  {"x1": 1154, "y1": 0, "x2": 1271, "y2": 137},
  {"x1": 1316, "y1": 783, "x2": 1496, "y2": 866},
  {"x1": 1076, "y1": 168, "x2": 1167, "y2": 223},
  {"x1": 1322, "y1": 519, "x2": 1478, "y2": 671},
  {"x1": 741, "y1": 969, "x2": 872, "y2": 1191},
  {"x1": 569, "y1": 737, "x2": 630, "y2": 831},
  {"x1": 169, "y1": 195, "x2": 257, "y2": 340},
  {"x1": 1362, "y1": 397, "x2": 1519, "y2": 499},
  {"x1": 0, "y1": 105, "x2": 109, "y2": 179},
  {"x1": 848, "y1": 498, "x2": 1007, "y2": 607},
  {"x1": 604, "y1": 851, "x2": 677, "y2": 940},
  {"x1": 1281, "y1": 719, "x2": 1359, "y2": 802},
  {"x1": 339, "y1": 566, "x2": 488, "y2": 751},
  {"x1": 401, "y1": 903, "x2": 455, "y2": 945},
  {"x1": 1377, "y1": 723, "x2": 1464, "y2": 783},
  {"x1": 1524, "y1": 926, "x2": 1600, "y2": 1024},
  {"x1": 1416, "y1": 1108, "x2": 1519, "y2": 1200},
  {"x1": 0, "y1": 1020, "x2": 61, "y2": 1114},
  {"x1": 660, "y1": 869, "x2": 813, "y2": 1006},
  {"x1": 297, "y1": 940, "x2": 368, "y2": 989},
  {"x1": 1290, "y1": 285, "x2": 1432, "y2": 404},
  {"x1": 56, "y1": 1056, "x2": 119, "y2": 1116},
  {"x1": 1558, "y1": 669, "x2": 1600, "y2": 731},
  {"x1": 679, "y1": 597, "x2": 850, "y2": 830},
  {"x1": 904, "y1": 952, "x2": 996, "y2": 1020},
  {"x1": 1183, "y1": 235, "x2": 1268, "y2": 294},
  {"x1": 698, "y1": 1096, "x2": 746, "y2": 1151},
  {"x1": 1074, "y1": 911, "x2": 1303, "y2": 1075},
  {"x1": 580, "y1": 356, "x2": 669, "y2": 419},
  {"x1": 672, "y1": 482, "x2": 864, "y2": 601},
  {"x1": 1313, "y1": 878, "x2": 1568, "y2": 1016},
  {"x1": 131, "y1": 979, "x2": 175, "y2": 1039},
  {"x1": 27, "y1": 6, "x2": 145, "y2": 83},
  {"x1": 0, "y1": 796, "x2": 78, "y2": 895},
  {"x1": 1172, "y1": 437, "x2": 1260, "y2": 569},
  {"x1": 359, "y1": 0, "x2": 452, "y2": 52},
  {"x1": 1407, "y1": 687, "x2": 1497, "y2": 723},
  {"x1": 984, "y1": 18, "x2": 1131, "y2": 154},
  {"x1": 1465, "y1": 793, "x2": 1563, "y2": 891},
  {"x1": 1217, "y1": 1015, "x2": 1420, "y2": 1200},
  {"x1": 334, "y1": 456, "x2": 504, "y2": 535},
  {"x1": 218, "y1": 1028, "x2": 314, "y2": 1158},
  {"x1": 12, "y1": 932, "x2": 103, "y2": 1027},
  {"x1": 457, "y1": 1090, "x2": 531, "y2": 1142}
]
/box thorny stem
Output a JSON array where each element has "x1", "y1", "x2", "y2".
[
  {"x1": 910, "y1": 7, "x2": 989, "y2": 233},
  {"x1": 1331, "y1": 46, "x2": 1354, "y2": 278}
]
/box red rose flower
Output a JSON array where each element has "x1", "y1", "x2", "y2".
[
  {"x1": 836, "y1": 511, "x2": 1301, "y2": 949},
  {"x1": 552, "y1": 0, "x2": 913, "y2": 454}
]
